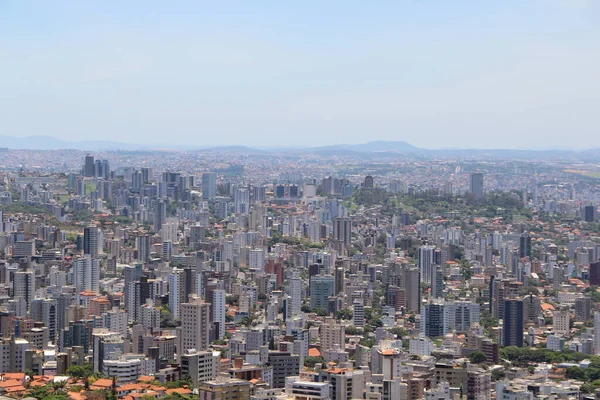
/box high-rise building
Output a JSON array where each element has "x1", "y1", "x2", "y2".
[
  {"x1": 92, "y1": 330, "x2": 124, "y2": 373},
  {"x1": 181, "y1": 349, "x2": 218, "y2": 386},
  {"x1": 141, "y1": 167, "x2": 152, "y2": 183},
  {"x1": 131, "y1": 170, "x2": 142, "y2": 192},
  {"x1": 94, "y1": 159, "x2": 110, "y2": 179},
  {"x1": 212, "y1": 289, "x2": 226, "y2": 340},
  {"x1": 248, "y1": 249, "x2": 265, "y2": 271},
  {"x1": 353, "y1": 298, "x2": 364, "y2": 327},
  {"x1": 431, "y1": 264, "x2": 444, "y2": 298},
  {"x1": 552, "y1": 308, "x2": 570, "y2": 336},
  {"x1": 333, "y1": 217, "x2": 352, "y2": 246},
  {"x1": 202, "y1": 173, "x2": 217, "y2": 200},
  {"x1": 519, "y1": 234, "x2": 531, "y2": 258},
  {"x1": 102, "y1": 307, "x2": 128, "y2": 338},
  {"x1": 168, "y1": 271, "x2": 182, "y2": 319},
  {"x1": 136, "y1": 235, "x2": 151, "y2": 262},
  {"x1": 154, "y1": 199, "x2": 166, "y2": 233},
  {"x1": 72, "y1": 255, "x2": 100, "y2": 294},
  {"x1": 523, "y1": 294, "x2": 541, "y2": 325},
  {"x1": 83, "y1": 225, "x2": 99, "y2": 258},
  {"x1": 590, "y1": 262, "x2": 600, "y2": 286},
  {"x1": 444, "y1": 300, "x2": 480, "y2": 332},
  {"x1": 30, "y1": 298, "x2": 58, "y2": 344},
  {"x1": 466, "y1": 369, "x2": 491, "y2": 400},
  {"x1": 269, "y1": 351, "x2": 300, "y2": 388},
  {"x1": 421, "y1": 301, "x2": 445, "y2": 338},
  {"x1": 404, "y1": 268, "x2": 421, "y2": 313},
  {"x1": 233, "y1": 187, "x2": 249, "y2": 215},
  {"x1": 286, "y1": 275, "x2": 302, "y2": 319},
  {"x1": 14, "y1": 240, "x2": 35, "y2": 258},
  {"x1": 320, "y1": 318, "x2": 345, "y2": 351},
  {"x1": 310, "y1": 275, "x2": 334, "y2": 311},
  {"x1": 575, "y1": 296, "x2": 592, "y2": 322},
  {"x1": 594, "y1": 312, "x2": 600, "y2": 355},
  {"x1": 503, "y1": 299, "x2": 524, "y2": 347},
  {"x1": 181, "y1": 295, "x2": 211, "y2": 353},
  {"x1": 584, "y1": 205, "x2": 597, "y2": 222},
  {"x1": 84, "y1": 154, "x2": 95, "y2": 177},
  {"x1": 469, "y1": 172, "x2": 484, "y2": 199},
  {"x1": 418, "y1": 245, "x2": 435, "y2": 285}
]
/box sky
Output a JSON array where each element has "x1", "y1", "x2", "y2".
[{"x1": 1, "y1": 1, "x2": 599, "y2": 150}]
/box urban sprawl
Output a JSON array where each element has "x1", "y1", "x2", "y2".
[{"x1": 0, "y1": 147, "x2": 599, "y2": 400}]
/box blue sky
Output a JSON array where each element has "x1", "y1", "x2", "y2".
[{"x1": 1, "y1": 1, "x2": 599, "y2": 149}]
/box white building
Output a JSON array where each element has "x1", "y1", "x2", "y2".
[
  {"x1": 285, "y1": 377, "x2": 330, "y2": 400},
  {"x1": 168, "y1": 271, "x2": 181, "y2": 319},
  {"x1": 140, "y1": 299, "x2": 161, "y2": 330},
  {"x1": 72, "y1": 255, "x2": 100, "y2": 294},
  {"x1": 409, "y1": 336, "x2": 435, "y2": 357},
  {"x1": 102, "y1": 354, "x2": 153, "y2": 382},
  {"x1": 249, "y1": 248, "x2": 266, "y2": 271},
  {"x1": 102, "y1": 307, "x2": 128, "y2": 337},
  {"x1": 552, "y1": 308, "x2": 570, "y2": 336}
]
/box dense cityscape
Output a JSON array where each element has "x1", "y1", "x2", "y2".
[{"x1": 0, "y1": 146, "x2": 598, "y2": 400}]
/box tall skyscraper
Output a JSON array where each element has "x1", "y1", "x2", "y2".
[
  {"x1": 320, "y1": 318, "x2": 345, "y2": 351},
  {"x1": 131, "y1": 170, "x2": 142, "y2": 192},
  {"x1": 141, "y1": 167, "x2": 152, "y2": 184},
  {"x1": 519, "y1": 234, "x2": 531, "y2": 258},
  {"x1": 287, "y1": 275, "x2": 302, "y2": 319},
  {"x1": 503, "y1": 299, "x2": 524, "y2": 347},
  {"x1": 590, "y1": 262, "x2": 600, "y2": 286},
  {"x1": 31, "y1": 298, "x2": 58, "y2": 344},
  {"x1": 421, "y1": 301, "x2": 445, "y2": 338},
  {"x1": 444, "y1": 300, "x2": 480, "y2": 332},
  {"x1": 84, "y1": 154, "x2": 95, "y2": 177},
  {"x1": 168, "y1": 272, "x2": 181, "y2": 319},
  {"x1": 213, "y1": 289, "x2": 226, "y2": 340},
  {"x1": 594, "y1": 312, "x2": 600, "y2": 355},
  {"x1": 181, "y1": 295, "x2": 211, "y2": 353},
  {"x1": 333, "y1": 217, "x2": 352, "y2": 245},
  {"x1": 575, "y1": 296, "x2": 592, "y2": 322},
  {"x1": 83, "y1": 225, "x2": 99, "y2": 258},
  {"x1": 310, "y1": 275, "x2": 334, "y2": 311},
  {"x1": 72, "y1": 255, "x2": 100, "y2": 294},
  {"x1": 430, "y1": 265, "x2": 444, "y2": 299},
  {"x1": 202, "y1": 173, "x2": 217, "y2": 200},
  {"x1": 136, "y1": 235, "x2": 151, "y2": 262},
  {"x1": 418, "y1": 245, "x2": 435, "y2": 284},
  {"x1": 470, "y1": 172, "x2": 484, "y2": 199},
  {"x1": 584, "y1": 205, "x2": 597, "y2": 222},
  {"x1": 353, "y1": 299, "x2": 364, "y2": 327},
  {"x1": 233, "y1": 187, "x2": 249, "y2": 215},
  {"x1": 154, "y1": 199, "x2": 166, "y2": 233},
  {"x1": 404, "y1": 268, "x2": 421, "y2": 313}
]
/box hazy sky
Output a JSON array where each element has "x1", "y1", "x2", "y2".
[{"x1": 1, "y1": 1, "x2": 599, "y2": 149}]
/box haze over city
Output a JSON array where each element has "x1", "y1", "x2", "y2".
[
  {"x1": 5, "y1": 2, "x2": 600, "y2": 400},
  {"x1": 2, "y1": 1, "x2": 600, "y2": 149}
]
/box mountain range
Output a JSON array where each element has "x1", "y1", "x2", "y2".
[{"x1": 0, "y1": 135, "x2": 598, "y2": 160}]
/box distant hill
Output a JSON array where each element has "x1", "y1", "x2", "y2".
[
  {"x1": 309, "y1": 140, "x2": 421, "y2": 153},
  {"x1": 0, "y1": 135, "x2": 145, "y2": 151},
  {"x1": 198, "y1": 145, "x2": 270, "y2": 155},
  {"x1": 0, "y1": 136, "x2": 597, "y2": 160}
]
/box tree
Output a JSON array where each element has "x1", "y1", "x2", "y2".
[
  {"x1": 491, "y1": 369, "x2": 505, "y2": 381},
  {"x1": 581, "y1": 382, "x2": 594, "y2": 393},
  {"x1": 565, "y1": 366, "x2": 586, "y2": 380},
  {"x1": 304, "y1": 356, "x2": 325, "y2": 368},
  {"x1": 66, "y1": 364, "x2": 94, "y2": 381},
  {"x1": 469, "y1": 351, "x2": 487, "y2": 364},
  {"x1": 336, "y1": 308, "x2": 353, "y2": 320}
]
